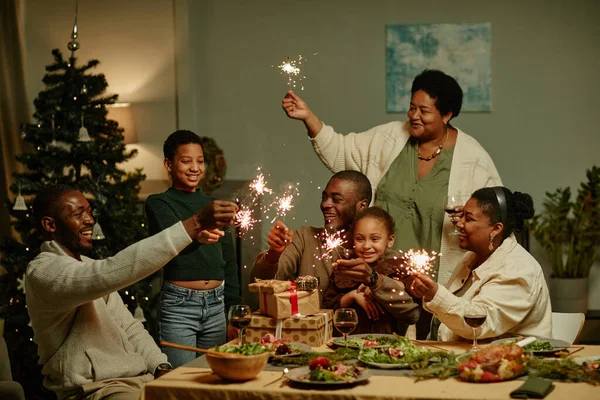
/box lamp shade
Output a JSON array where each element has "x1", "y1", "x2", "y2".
[{"x1": 107, "y1": 103, "x2": 138, "y2": 144}]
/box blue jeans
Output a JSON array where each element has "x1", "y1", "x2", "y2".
[{"x1": 157, "y1": 281, "x2": 227, "y2": 367}]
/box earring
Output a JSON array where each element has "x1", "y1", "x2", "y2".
[{"x1": 489, "y1": 234, "x2": 494, "y2": 251}]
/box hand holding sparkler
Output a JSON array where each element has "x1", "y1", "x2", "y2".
[
  {"x1": 282, "y1": 91, "x2": 322, "y2": 137},
  {"x1": 282, "y1": 90, "x2": 312, "y2": 120},
  {"x1": 265, "y1": 221, "x2": 294, "y2": 264},
  {"x1": 198, "y1": 228, "x2": 225, "y2": 244},
  {"x1": 410, "y1": 272, "x2": 438, "y2": 302},
  {"x1": 333, "y1": 258, "x2": 380, "y2": 286}
]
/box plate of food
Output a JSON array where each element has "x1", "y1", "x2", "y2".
[
  {"x1": 456, "y1": 343, "x2": 527, "y2": 383},
  {"x1": 357, "y1": 336, "x2": 428, "y2": 369},
  {"x1": 286, "y1": 357, "x2": 371, "y2": 386},
  {"x1": 491, "y1": 337, "x2": 570, "y2": 355},
  {"x1": 332, "y1": 333, "x2": 398, "y2": 349},
  {"x1": 574, "y1": 356, "x2": 600, "y2": 366},
  {"x1": 260, "y1": 334, "x2": 311, "y2": 356}
]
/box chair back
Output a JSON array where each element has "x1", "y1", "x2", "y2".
[{"x1": 551, "y1": 312, "x2": 585, "y2": 344}]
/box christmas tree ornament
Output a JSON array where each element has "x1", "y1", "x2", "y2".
[
  {"x1": 92, "y1": 221, "x2": 106, "y2": 240},
  {"x1": 51, "y1": 115, "x2": 58, "y2": 146},
  {"x1": 68, "y1": 1, "x2": 80, "y2": 55},
  {"x1": 134, "y1": 306, "x2": 147, "y2": 323},
  {"x1": 78, "y1": 112, "x2": 91, "y2": 142},
  {"x1": 81, "y1": 84, "x2": 88, "y2": 95},
  {"x1": 13, "y1": 183, "x2": 27, "y2": 211}
]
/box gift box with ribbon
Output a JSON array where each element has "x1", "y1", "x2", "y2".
[
  {"x1": 244, "y1": 310, "x2": 334, "y2": 347},
  {"x1": 248, "y1": 279, "x2": 320, "y2": 319}
]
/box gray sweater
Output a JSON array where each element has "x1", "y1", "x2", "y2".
[{"x1": 25, "y1": 222, "x2": 192, "y2": 399}]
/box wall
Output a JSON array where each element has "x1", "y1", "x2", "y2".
[
  {"x1": 181, "y1": 0, "x2": 600, "y2": 306},
  {"x1": 23, "y1": 0, "x2": 177, "y2": 182},
  {"x1": 22, "y1": 0, "x2": 600, "y2": 307}
]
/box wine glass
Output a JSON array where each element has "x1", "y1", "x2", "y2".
[
  {"x1": 228, "y1": 305, "x2": 252, "y2": 346},
  {"x1": 444, "y1": 193, "x2": 469, "y2": 235},
  {"x1": 333, "y1": 308, "x2": 358, "y2": 347},
  {"x1": 463, "y1": 303, "x2": 487, "y2": 352}
]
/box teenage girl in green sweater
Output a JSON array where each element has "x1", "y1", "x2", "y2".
[{"x1": 146, "y1": 130, "x2": 240, "y2": 367}]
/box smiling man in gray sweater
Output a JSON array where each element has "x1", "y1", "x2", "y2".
[{"x1": 25, "y1": 184, "x2": 237, "y2": 400}]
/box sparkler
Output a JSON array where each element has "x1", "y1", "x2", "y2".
[
  {"x1": 401, "y1": 249, "x2": 439, "y2": 278},
  {"x1": 249, "y1": 170, "x2": 272, "y2": 196},
  {"x1": 234, "y1": 167, "x2": 272, "y2": 237},
  {"x1": 316, "y1": 228, "x2": 348, "y2": 261},
  {"x1": 269, "y1": 183, "x2": 300, "y2": 223},
  {"x1": 235, "y1": 205, "x2": 257, "y2": 234},
  {"x1": 277, "y1": 55, "x2": 305, "y2": 90}
]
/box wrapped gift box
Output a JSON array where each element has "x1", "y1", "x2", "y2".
[
  {"x1": 249, "y1": 279, "x2": 320, "y2": 319},
  {"x1": 244, "y1": 310, "x2": 334, "y2": 347}
]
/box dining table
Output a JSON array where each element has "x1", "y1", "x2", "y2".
[{"x1": 142, "y1": 341, "x2": 600, "y2": 400}]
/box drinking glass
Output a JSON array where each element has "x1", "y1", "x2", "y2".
[
  {"x1": 333, "y1": 308, "x2": 358, "y2": 347},
  {"x1": 228, "y1": 304, "x2": 252, "y2": 345},
  {"x1": 463, "y1": 303, "x2": 487, "y2": 352},
  {"x1": 444, "y1": 193, "x2": 469, "y2": 235}
]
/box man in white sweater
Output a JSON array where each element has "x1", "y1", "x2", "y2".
[{"x1": 25, "y1": 185, "x2": 237, "y2": 400}]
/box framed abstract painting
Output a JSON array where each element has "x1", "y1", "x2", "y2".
[{"x1": 386, "y1": 22, "x2": 492, "y2": 113}]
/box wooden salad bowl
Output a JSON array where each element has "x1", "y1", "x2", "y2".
[{"x1": 205, "y1": 350, "x2": 270, "y2": 381}]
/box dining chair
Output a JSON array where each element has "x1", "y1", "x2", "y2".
[{"x1": 551, "y1": 312, "x2": 586, "y2": 344}]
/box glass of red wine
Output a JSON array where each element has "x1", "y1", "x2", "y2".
[
  {"x1": 463, "y1": 303, "x2": 487, "y2": 352},
  {"x1": 444, "y1": 193, "x2": 468, "y2": 235},
  {"x1": 228, "y1": 304, "x2": 252, "y2": 346},
  {"x1": 333, "y1": 308, "x2": 358, "y2": 347}
]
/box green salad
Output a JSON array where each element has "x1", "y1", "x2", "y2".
[
  {"x1": 504, "y1": 339, "x2": 553, "y2": 351},
  {"x1": 335, "y1": 334, "x2": 398, "y2": 348},
  {"x1": 359, "y1": 336, "x2": 429, "y2": 364},
  {"x1": 214, "y1": 343, "x2": 269, "y2": 355}
]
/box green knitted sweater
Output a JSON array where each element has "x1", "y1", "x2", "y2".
[{"x1": 145, "y1": 188, "x2": 241, "y2": 309}]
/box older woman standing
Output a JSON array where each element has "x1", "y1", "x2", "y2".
[
  {"x1": 410, "y1": 187, "x2": 552, "y2": 341},
  {"x1": 282, "y1": 69, "x2": 502, "y2": 338}
]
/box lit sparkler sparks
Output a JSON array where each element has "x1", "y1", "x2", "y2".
[
  {"x1": 269, "y1": 183, "x2": 300, "y2": 223},
  {"x1": 401, "y1": 249, "x2": 439, "y2": 277},
  {"x1": 249, "y1": 169, "x2": 272, "y2": 196},
  {"x1": 316, "y1": 228, "x2": 348, "y2": 261},
  {"x1": 275, "y1": 55, "x2": 306, "y2": 90},
  {"x1": 235, "y1": 205, "x2": 257, "y2": 234}
]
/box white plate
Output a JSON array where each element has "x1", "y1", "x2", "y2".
[
  {"x1": 574, "y1": 356, "x2": 600, "y2": 365},
  {"x1": 490, "y1": 337, "x2": 570, "y2": 355},
  {"x1": 332, "y1": 333, "x2": 397, "y2": 349},
  {"x1": 285, "y1": 366, "x2": 371, "y2": 386}
]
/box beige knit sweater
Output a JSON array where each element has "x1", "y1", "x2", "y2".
[
  {"x1": 311, "y1": 120, "x2": 502, "y2": 286},
  {"x1": 25, "y1": 222, "x2": 192, "y2": 399}
]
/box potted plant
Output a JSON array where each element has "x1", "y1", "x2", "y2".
[{"x1": 528, "y1": 166, "x2": 600, "y2": 312}]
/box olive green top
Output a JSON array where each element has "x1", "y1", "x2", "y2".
[{"x1": 374, "y1": 137, "x2": 455, "y2": 279}]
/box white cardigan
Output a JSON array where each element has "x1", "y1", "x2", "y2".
[
  {"x1": 424, "y1": 236, "x2": 552, "y2": 341},
  {"x1": 26, "y1": 222, "x2": 192, "y2": 399},
  {"x1": 311, "y1": 120, "x2": 502, "y2": 285}
]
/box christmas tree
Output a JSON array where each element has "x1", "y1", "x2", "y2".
[{"x1": 0, "y1": 31, "x2": 153, "y2": 399}]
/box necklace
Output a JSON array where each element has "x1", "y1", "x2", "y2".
[{"x1": 417, "y1": 128, "x2": 449, "y2": 162}]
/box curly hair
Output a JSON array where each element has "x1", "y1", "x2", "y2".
[
  {"x1": 33, "y1": 184, "x2": 78, "y2": 225},
  {"x1": 411, "y1": 69, "x2": 463, "y2": 120},
  {"x1": 331, "y1": 170, "x2": 372, "y2": 204},
  {"x1": 471, "y1": 187, "x2": 535, "y2": 239},
  {"x1": 163, "y1": 130, "x2": 203, "y2": 161}
]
